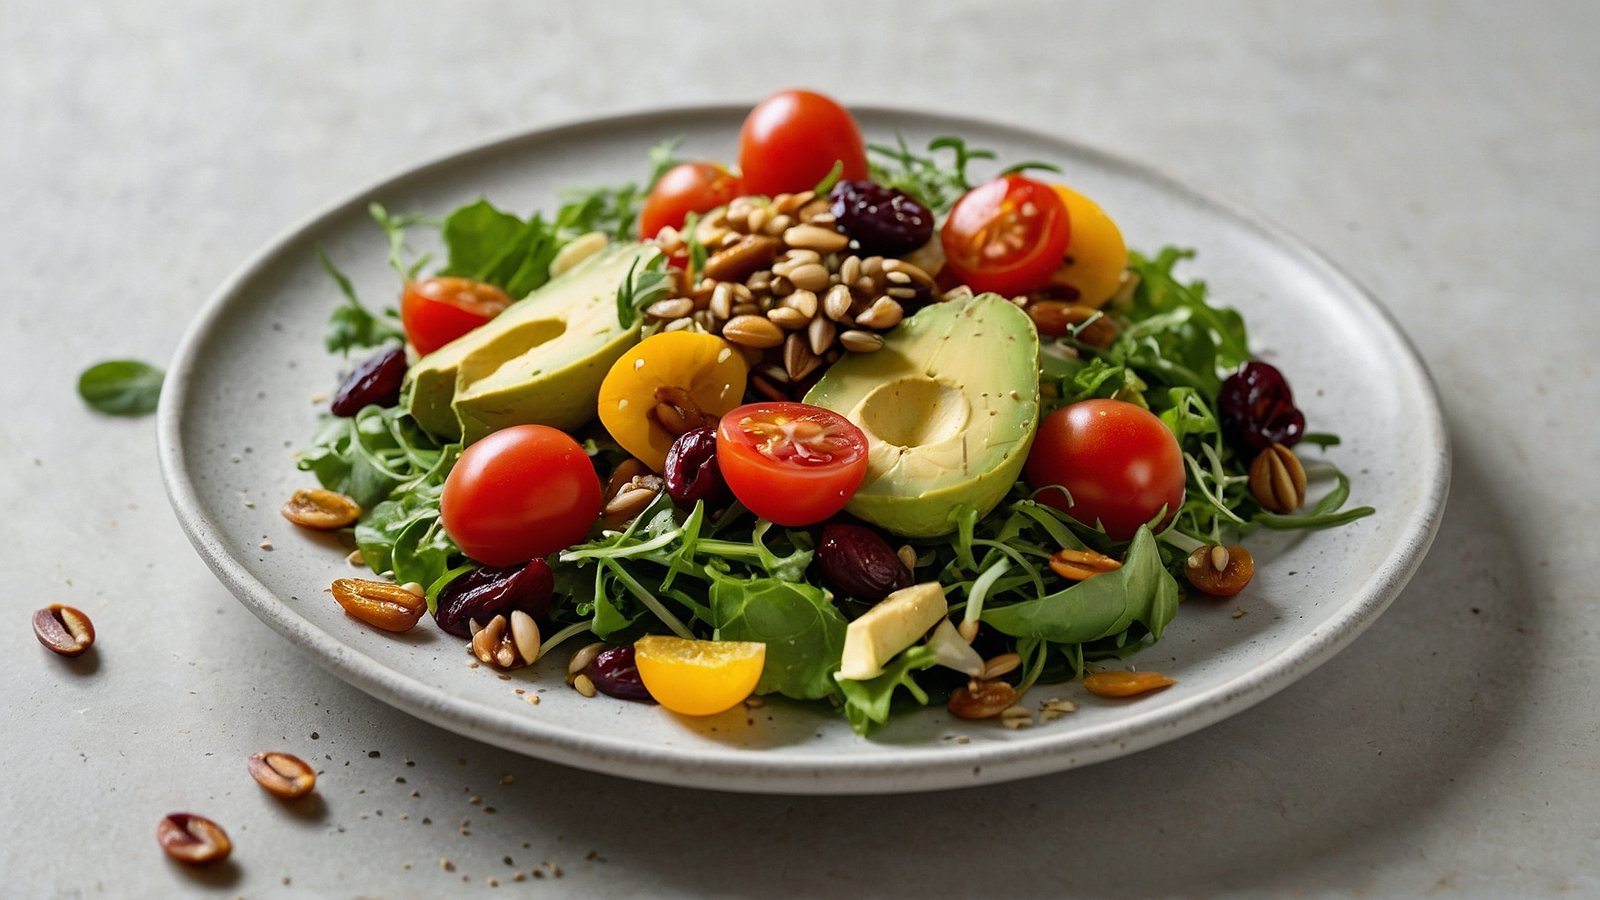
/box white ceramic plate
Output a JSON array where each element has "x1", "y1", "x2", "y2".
[{"x1": 158, "y1": 106, "x2": 1448, "y2": 794}]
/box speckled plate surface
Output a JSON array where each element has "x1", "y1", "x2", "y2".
[{"x1": 157, "y1": 106, "x2": 1448, "y2": 794}]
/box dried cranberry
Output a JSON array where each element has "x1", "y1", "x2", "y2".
[
  {"x1": 1218, "y1": 361, "x2": 1305, "y2": 453},
  {"x1": 828, "y1": 180, "x2": 934, "y2": 258},
  {"x1": 585, "y1": 646, "x2": 654, "y2": 703},
  {"x1": 330, "y1": 346, "x2": 407, "y2": 416},
  {"x1": 431, "y1": 560, "x2": 553, "y2": 638},
  {"x1": 663, "y1": 427, "x2": 726, "y2": 506},
  {"x1": 817, "y1": 523, "x2": 912, "y2": 605}
]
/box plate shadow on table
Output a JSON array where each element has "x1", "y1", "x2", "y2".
[{"x1": 477, "y1": 422, "x2": 1541, "y2": 897}]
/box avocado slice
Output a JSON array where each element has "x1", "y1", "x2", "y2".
[
  {"x1": 838, "y1": 582, "x2": 949, "y2": 681},
  {"x1": 403, "y1": 243, "x2": 659, "y2": 442},
  {"x1": 804, "y1": 294, "x2": 1041, "y2": 537}
]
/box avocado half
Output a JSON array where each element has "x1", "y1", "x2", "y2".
[
  {"x1": 403, "y1": 243, "x2": 657, "y2": 442},
  {"x1": 804, "y1": 293, "x2": 1041, "y2": 537}
]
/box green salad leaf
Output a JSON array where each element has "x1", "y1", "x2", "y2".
[
  {"x1": 709, "y1": 570, "x2": 847, "y2": 701},
  {"x1": 836, "y1": 646, "x2": 940, "y2": 734},
  {"x1": 981, "y1": 526, "x2": 1178, "y2": 644},
  {"x1": 319, "y1": 249, "x2": 404, "y2": 355},
  {"x1": 77, "y1": 360, "x2": 164, "y2": 416}
]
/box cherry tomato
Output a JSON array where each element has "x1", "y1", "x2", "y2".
[
  {"x1": 1045, "y1": 184, "x2": 1128, "y2": 307},
  {"x1": 401, "y1": 277, "x2": 513, "y2": 356},
  {"x1": 715, "y1": 402, "x2": 869, "y2": 526},
  {"x1": 598, "y1": 331, "x2": 750, "y2": 473},
  {"x1": 638, "y1": 162, "x2": 743, "y2": 240},
  {"x1": 940, "y1": 174, "x2": 1071, "y2": 297},
  {"x1": 440, "y1": 424, "x2": 602, "y2": 566},
  {"x1": 737, "y1": 90, "x2": 868, "y2": 197},
  {"x1": 1023, "y1": 399, "x2": 1185, "y2": 541}
]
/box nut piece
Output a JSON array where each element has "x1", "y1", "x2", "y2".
[
  {"x1": 1000, "y1": 705, "x2": 1034, "y2": 729},
  {"x1": 1084, "y1": 670, "x2": 1176, "y2": 698},
  {"x1": 1184, "y1": 544, "x2": 1255, "y2": 597},
  {"x1": 948, "y1": 678, "x2": 1020, "y2": 719},
  {"x1": 703, "y1": 235, "x2": 781, "y2": 282},
  {"x1": 567, "y1": 642, "x2": 606, "y2": 685},
  {"x1": 722, "y1": 314, "x2": 785, "y2": 349},
  {"x1": 782, "y1": 223, "x2": 850, "y2": 253},
  {"x1": 470, "y1": 612, "x2": 540, "y2": 669},
  {"x1": 1047, "y1": 547, "x2": 1123, "y2": 581},
  {"x1": 1249, "y1": 443, "x2": 1308, "y2": 513},
  {"x1": 32, "y1": 604, "x2": 95, "y2": 657},
  {"x1": 838, "y1": 329, "x2": 885, "y2": 353},
  {"x1": 981, "y1": 652, "x2": 1022, "y2": 680},
  {"x1": 156, "y1": 813, "x2": 232, "y2": 866},
  {"x1": 330, "y1": 578, "x2": 426, "y2": 632},
  {"x1": 281, "y1": 488, "x2": 362, "y2": 530},
  {"x1": 1025, "y1": 301, "x2": 1118, "y2": 348},
  {"x1": 247, "y1": 751, "x2": 317, "y2": 800}
]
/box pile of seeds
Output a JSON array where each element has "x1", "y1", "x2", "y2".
[{"x1": 649, "y1": 191, "x2": 944, "y2": 399}]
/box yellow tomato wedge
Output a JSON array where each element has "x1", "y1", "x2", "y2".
[
  {"x1": 633, "y1": 635, "x2": 766, "y2": 716},
  {"x1": 598, "y1": 331, "x2": 749, "y2": 472},
  {"x1": 1048, "y1": 185, "x2": 1128, "y2": 308}
]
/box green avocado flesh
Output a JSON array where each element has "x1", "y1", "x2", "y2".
[
  {"x1": 804, "y1": 293, "x2": 1041, "y2": 537},
  {"x1": 403, "y1": 243, "x2": 657, "y2": 443}
]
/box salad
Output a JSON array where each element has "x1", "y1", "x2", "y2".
[{"x1": 288, "y1": 90, "x2": 1373, "y2": 735}]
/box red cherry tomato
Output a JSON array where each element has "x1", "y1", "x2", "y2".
[
  {"x1": 440, "y1": 425, "x2": 602, "y2": 565},
  {"x1": 940, "y1": 174, "x2": 1072, "y2": 297},
  {"x1": 401, "y1": 277, "x2": 513, "y2": 356},
  {"x1": 1023, "y1": 399, "x2": 1186, "y2": 541},
  {"x1": 737, "y1": 90, "x2": 868, "y2": 196},
  {"x1": 638, "y1": 162, "x2": 744, "y2": 240},
  {"x1": 714, "y1": 402, "x2": 869, "y2": 526}
]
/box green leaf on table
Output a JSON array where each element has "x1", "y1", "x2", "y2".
[{"x1": 77, "y1": 360, "x2": 164, "y2": 416}]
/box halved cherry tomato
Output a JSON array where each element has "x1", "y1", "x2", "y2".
[
  {"x1": 638, "y1": 162, "x2": 743, "y2": 240},
  {"x1": 598, "y1": 332, "x2": 750, "y2": 473},
  {"x1": 633, "y1": 635, "x2": 766, "y2": 716},
  {"x1": 1024, "y1": 399, "x2": 1185, "y2": 542},
  {"x1": 940, "y1": 174, "x2": 1071, "y2": 297},
  {"x1": 1045, "y1": 185, "x2": 1128, "y2": 308},
  {"x1": 737, "y1": 89, "x2": 868, "y2": 196},
  {"x1": 715, "y1": 401, "x2": 868, "y2": 526},
  {"x1": 440, "y1": 424, "x2": 602, "y2": 565},
  {"x1": 401, "y1": 277, "x2": 513, "y2": 355}
]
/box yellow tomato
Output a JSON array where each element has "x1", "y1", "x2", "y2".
[
  {"x1": 598, "y1": 331, "x2": 749, "y2": 472},
  {"x1": 1049, "y1": 185, "x2": 1128, "y2": 308},
  {"x1": 633, "y1": 635, "x2": 766, "y2": 716}
]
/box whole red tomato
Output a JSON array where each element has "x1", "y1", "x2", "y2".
[
  {"x1": 440, "y1": 425, "x2": 602, "y2": 565},
  {"x1": 401, "y1": 277, "x2": 513, "y2": 356},
  {"x1": 941, "y1": 174, "x2": 1071, "y2": 297},
  {"x1": 638, "y1": 162, "x2": 743, "y2": 239},
  {"x1": 715, "y1": 401, "x2": 869, "y2": 526},
  {"x1": 737, "y1": 90, "x2": 868, "y2": 196},
  {"x1": 1024, "y1": 399, "x2": 1186, "y2": 541}
]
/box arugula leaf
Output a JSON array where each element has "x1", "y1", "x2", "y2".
[
  {"x1": 297, "y1": 406, "x2": 444, "y2": 509},
  {"x1": 319, "y1": 248, "x2": 404, "y2": 355},
  {"x1": 615, "y1": 253, "x2": 672, "y2": 329},
  {"x1": 369, "y1": 202, "x2": 433, "y2": 280},
  {"x1": 709, "y1": 570, "x2": 847, "y2": 701},
  {"x1": 835, "y1": 646, "x2": 940, "y2": 735},
  {"x1": 77, "y1": 360, "x2": 163, "y2": 416},
  {"x1": 557, "y1": 137, "x2": 684, "y2": 241},
  {"x1": 980, "y1": 526, "x2": 1179, "y2": 644}
]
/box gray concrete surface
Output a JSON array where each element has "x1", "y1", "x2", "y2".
[{"x1": 4, "y1": 0, "x2": 1597, "y2": 896}]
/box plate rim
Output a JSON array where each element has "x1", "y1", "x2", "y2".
[{"x1": 157, "y1": 103, "x2": 1451, "y2": 794}]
